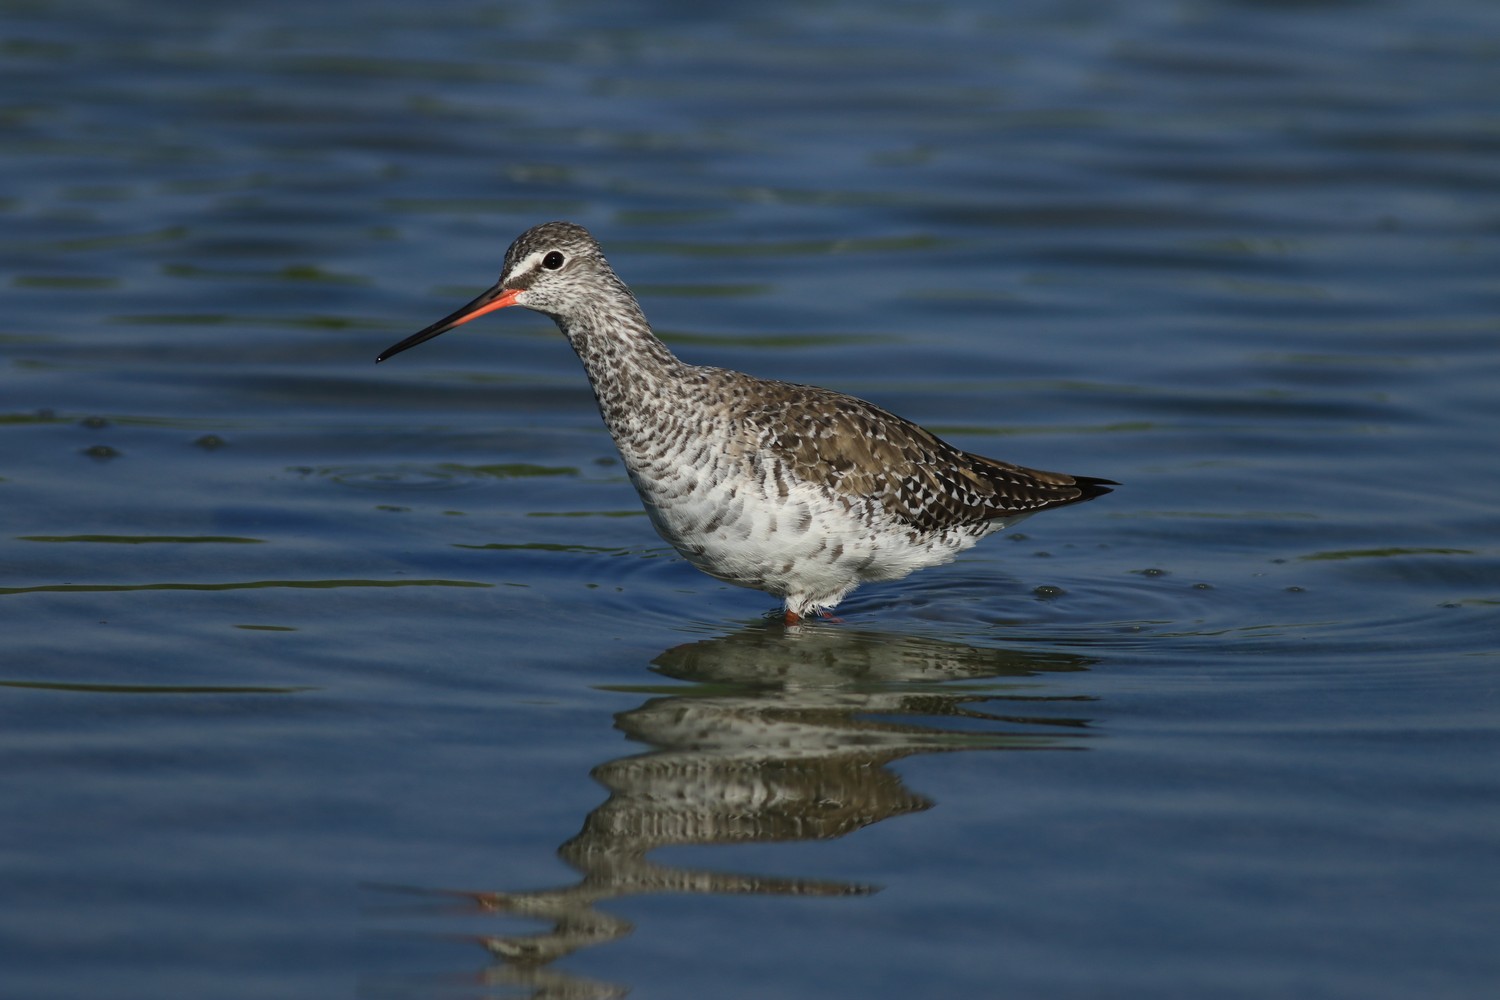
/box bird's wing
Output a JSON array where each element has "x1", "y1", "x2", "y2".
[{"x1": 741, "y1": 380, "x2": 1110, "y2": 533}]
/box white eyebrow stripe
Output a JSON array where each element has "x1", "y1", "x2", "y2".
[{"x1": 504, "y1": 250, "x2": 549, "y2": 283}]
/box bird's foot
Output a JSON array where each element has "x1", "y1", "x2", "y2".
[{"x1": 782, "y1": 609, "x2": 843, "y2": 626}]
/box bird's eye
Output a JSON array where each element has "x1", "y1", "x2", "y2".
[{"x1": 542, "y1": 251, "x2": 565, "y2": 270}]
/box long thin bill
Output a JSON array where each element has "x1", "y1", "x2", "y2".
[{"x1": 376, "y1": 285, "x2": 522, "y2": 362}]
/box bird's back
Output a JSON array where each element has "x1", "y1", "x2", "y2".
[{"x1": 727, "y1": 375, "x2": 1112, "y2": 535}]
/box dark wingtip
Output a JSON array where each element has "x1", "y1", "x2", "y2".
[{"x1": 1073, "y1": 476, "x2": 1119, "y2": 501}]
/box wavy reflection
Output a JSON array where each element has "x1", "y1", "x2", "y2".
[{"x1": 374, "y1": 623, "x2": 1095, "y2": 997}]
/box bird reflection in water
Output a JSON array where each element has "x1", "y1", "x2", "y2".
[{"x1": 368, "y1": 623, "x2": 1096, "y2": 998}]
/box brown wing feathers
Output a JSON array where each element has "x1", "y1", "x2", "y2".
[{"x1": 751, "y1": 382, "x2": 1115, "y2": 533}]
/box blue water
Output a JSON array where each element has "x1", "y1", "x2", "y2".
[{"x1": 3, "y1": 1, "x2": 1498, "y2": 997}]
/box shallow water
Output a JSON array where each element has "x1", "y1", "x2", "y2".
[{"x1": 3, "y1": 1, "x2": 1499, "y2": 997}]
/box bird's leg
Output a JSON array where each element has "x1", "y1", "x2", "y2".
[{"x1": 781, "y1": 608, "x2": 842, "y2": 625}]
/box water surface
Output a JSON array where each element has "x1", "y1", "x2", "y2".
[{"x1": 2, "y1": 1, "x2": 1498, "y2": 997}]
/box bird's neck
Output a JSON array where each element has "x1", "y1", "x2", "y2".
[{"x1": 552, "y1": 288, "x2": 689, "y2": 439}]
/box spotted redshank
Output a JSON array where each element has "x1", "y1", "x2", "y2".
[{"x1": 378, "y1": 222, "x2": 1114, "y2": 624}]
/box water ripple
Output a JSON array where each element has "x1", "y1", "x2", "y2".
[{"x1": 288, "y1": 462, "x2": 577, "y2": 492}]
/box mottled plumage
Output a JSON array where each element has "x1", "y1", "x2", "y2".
[{"x1": 378, "y1": 221, "x2": 1115, "y2": 623}]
